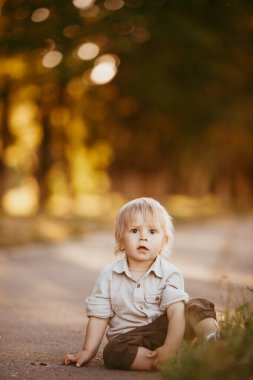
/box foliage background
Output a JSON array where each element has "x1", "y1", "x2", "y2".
[{"x1": 1, "y1": 0, "x2": 253, "y2": 230}]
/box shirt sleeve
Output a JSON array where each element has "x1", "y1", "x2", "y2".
[
  {"x1": 160, "y1": 269, "x2": 189, "y2": 311},
  {"x1": 86, "y1": 269, "x2": 114, "y2": 319}
]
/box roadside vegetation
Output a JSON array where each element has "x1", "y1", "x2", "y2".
[{"x1": 161, "y1": 291, "x2": 253, "y2": 380}]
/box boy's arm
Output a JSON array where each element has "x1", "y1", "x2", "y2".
[
  {"x1": 64, "y1": 316, "x2": 109, "y2": 367},
  {"x1": 147, "y1": 301, "x2": 185, "y2": 368}
]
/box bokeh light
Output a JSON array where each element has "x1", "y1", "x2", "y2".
[
  {"x1": 66, "y1": 77, "x2": 86, "y2": 98},
  {"x1": 77, "y1": 42, "x2": 100, "y2": 60},
  {"x1": 31, "y1": 8, "x2": 50, "y2": 22},
  {"x1": 103, "y1": 0, "x2": 125, "y2": 11},
  {"x1": 131, "y1": 26, "x2": 150, "y2": 43},
  {"x1": 2, "y1": 178, "x2": 39, "y2": 216},
  {"x1": 80, "y1": 5, "x2": 100, "y2": 18},
  {"x1": 90, "y1": 62, "x2": 116, "y2": 84},
  {"x1": 89, "y1": 54, "x2": 120, "y2": 84},
  {"x1": 63, "y1": 24, "x2": 81, "y2": 38},
  {"x1": 95, "y1": 54, "x2": 120, "y2": 65},
  {"x1": 42, "y1": 50, "x2": 63, "y2": 68},
  {"x1": 73, "y1": 0, "x2": 95, "y2": 10}
]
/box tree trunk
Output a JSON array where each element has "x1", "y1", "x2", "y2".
[{"x1": 0, "y1": 76, "x2": 11, "y2": 213}]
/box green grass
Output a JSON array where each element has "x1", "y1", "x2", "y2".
[{"x1": 161, "y1": 297, "x2": 253, "y2": 380}]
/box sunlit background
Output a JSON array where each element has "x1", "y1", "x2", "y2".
[{"x1": 0, "y1": 0, "x2": 253, "y2": 245}]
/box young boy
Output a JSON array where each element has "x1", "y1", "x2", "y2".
[{"x1": 64, "y1": 197, "x2": 219, "y2": 371}]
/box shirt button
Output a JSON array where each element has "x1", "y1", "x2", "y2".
[
  {"x1": 155, "y1": 296, "x2": 160, "y2": 301},
  {"x1": 137, "y1": 284, "x2": 141, "y2": 288},
  {"x1": 140, "y1": 306, "x2": 143, "y2": 310}
]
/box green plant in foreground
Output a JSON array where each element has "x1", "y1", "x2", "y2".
[{"x1": 161, "y1": 302, "x2": 253, "y2": 380}]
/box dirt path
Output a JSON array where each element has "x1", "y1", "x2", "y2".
[{"x1": 0, "y1": 215, "x2": 252, "y2": 379}]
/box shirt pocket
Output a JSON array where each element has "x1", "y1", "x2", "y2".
[{"x1": 144, "y1": 293, "x2": 161, "y2": 304}]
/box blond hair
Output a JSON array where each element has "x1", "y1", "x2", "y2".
[{"x1": 114, "y1": 197, "x2": 174, "y2": 256}]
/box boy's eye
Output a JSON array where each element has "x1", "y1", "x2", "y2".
[
  {"x1": 150, "y1": 229, "x2": 156, "y2": 234},
  {"x1": 131, "y1": 228, "x2": 138, "y2": 233}
]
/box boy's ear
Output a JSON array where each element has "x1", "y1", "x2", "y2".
[
  {"x1": 163, "y1": 235, "x2": 169, "y2": 246},
  {"x1": 117, "y1": 238, "x2": 124, "y2": 252}
]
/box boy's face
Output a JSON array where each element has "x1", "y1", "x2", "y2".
[{"x1": 122, "y1": 212, "x2": 166, "y2": 270}]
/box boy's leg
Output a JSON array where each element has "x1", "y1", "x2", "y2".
[
  {"x1": 185, "y1": 298, "x2": 219, "y2": 341},
  {"x1": 103, "y1": 338, "x2": 155, "y2": 370},
  {"x1": 103, "y1": 314, "x2": 168, "y2": 370},
  {"x1": 130, "y1": 347, "x2": 155, "y2": 371},
  {"x1": 194, "y1": 318, "x2": 220, "y2": 340}
]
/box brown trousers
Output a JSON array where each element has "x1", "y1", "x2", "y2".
[{"x1": 103, "y1": 297, "x2": 216, "y2": 370}]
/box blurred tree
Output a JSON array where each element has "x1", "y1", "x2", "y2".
[
  {"x1": 0, "y1": 76, "x2": 11, "y2": 212},
  {"x1": 0, "y1": 0, "x2": 252, "y2": 213}
]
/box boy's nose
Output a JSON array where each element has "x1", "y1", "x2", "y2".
[{"x1": 140, "y1": 235, "x2": 147, "y2": 241}]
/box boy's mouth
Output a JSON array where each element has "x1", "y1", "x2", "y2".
[{"x1": 137, "y1": 246, "x2": 149, "y2": 251}]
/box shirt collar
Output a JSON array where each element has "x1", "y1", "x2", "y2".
[
  {"x1": 148, "y1": 255, "x2": 163, "y2": 278},
  {"x1": 113, "y1": 255, "x2": 163, "y2": 279},
  {"x1": 113, "y1": 255, "x2": 131, "y2": 278}
]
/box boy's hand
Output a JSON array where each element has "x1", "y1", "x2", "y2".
[
  {"x1": 63, "y1": 349, "x2": 93, "y2": 367},
  {"x1": 147, "y1": 344, "x2": 172, "y2": 369},
  {"x1": 63, "y1": 316, "x2": 109, "y2": 368}
]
